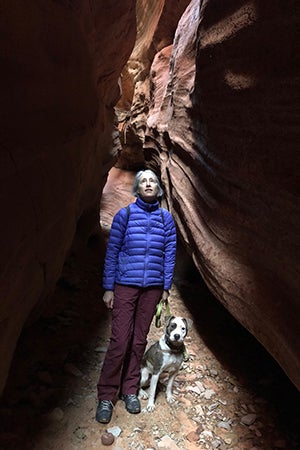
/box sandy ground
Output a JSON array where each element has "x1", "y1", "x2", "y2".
[{"x1": 0, "y1": 238, "x2": 299, "y2": 450}]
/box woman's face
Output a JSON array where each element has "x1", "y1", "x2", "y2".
[{"x1": 137, "y1": 171, "x2": 159, "y2": 203}]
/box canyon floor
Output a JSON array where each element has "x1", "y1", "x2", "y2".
[{"x1": 0, "y1": 238, "x2": 299, "y2": 450}]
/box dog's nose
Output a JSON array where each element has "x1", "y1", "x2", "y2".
[{"x1": 174, "y1": 334, "x2": 180, "y2": 341}]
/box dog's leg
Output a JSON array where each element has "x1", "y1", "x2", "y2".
[
  {"x1": 139, "y1": 367, "x2": 151, "y2": 400},
  {"x1": 144, "y1": 373, "x2": 159, "y2": 412},
  {"x1": 139, "y1": 388, "x2": 148, "y2": 400},
  {"x1": 165, "y1": 372, "x2": 178, "y2": 404}
]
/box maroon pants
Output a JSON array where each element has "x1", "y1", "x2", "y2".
[{"x1": 97, "y1": 284, "x2": 163, "y2": 401}]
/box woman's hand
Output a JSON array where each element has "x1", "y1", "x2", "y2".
[
  {"x1": 162, "y1": 289, "x2": 169, "y2": 303},
  {"x1": 103, "y1": 290, "x2": 114, "y2": 309}
]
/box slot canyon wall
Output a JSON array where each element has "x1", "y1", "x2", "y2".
[
  {"x1": 119, "y1": 0, "x2": 300, "y2": 390},
  {"x1": 0, "y1": 0, "x2": 137, "y2": 395},
  {"x1": 0, "y1": 0, "x2": 299, "y2": 396},
  {"x1": 143, "y1": 0, "x2": 300, "y2": 390}
]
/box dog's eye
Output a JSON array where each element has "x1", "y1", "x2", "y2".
[{"x1": 170, "y1": 323, "x2": 177, "y2": 331}]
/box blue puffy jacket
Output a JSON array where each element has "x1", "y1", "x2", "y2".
[{"x1": 103, "y1": 197, "x2": 177, "y2": 290}]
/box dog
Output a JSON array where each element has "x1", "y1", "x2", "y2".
[{"x1": 139, "y1": 315, "x2": 190, "y2": 412}]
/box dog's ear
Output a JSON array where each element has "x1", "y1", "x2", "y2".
[
  {"x1": 184, "y1": 317, "x2": 193, "y2": 331},
  {"x1": 165, "y1": 315, "x2": 175, "y2": 326}
]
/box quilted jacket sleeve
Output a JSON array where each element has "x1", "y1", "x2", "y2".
[
  {"x1": 162, "y1": 210, "x2": 177, "y2": 290},
  {"x1": 103, "y1": 207, "x2": 128, "y2": 290}
]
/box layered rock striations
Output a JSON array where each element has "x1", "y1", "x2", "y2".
[
  {"x1": 144, "y1": 0, "x2": 300, "y2": 389},
  {"x1": 115, "y1": 0, "x2": 191, "y2": 170},
  {"x1": 0, "y1": 0, "x2": 136, "y2": 394},
  {"x1": 1, "y1": 0, "x2": 299, "y2": 397}
]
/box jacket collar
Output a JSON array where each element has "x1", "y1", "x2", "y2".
[{"x1": 136, "y1": 196, "x2": 159, "y2": 212}]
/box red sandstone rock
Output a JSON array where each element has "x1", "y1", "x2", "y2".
[
  {"x1": 0, "y1": 0, "x2": 136, "y2": 394},
  {"x1": 1, "y1": 0, "x2": 300, "y2": 402},
  {"x1": 144, "y1": 0, "x2": 300, "y2": 390},
  {"x1": 116, "y1": 0, "x2": 191, "y2": 171}
]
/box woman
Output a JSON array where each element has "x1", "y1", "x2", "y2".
[{"x1": 96, "y1": 169, "x2": 177, "y2": 424}]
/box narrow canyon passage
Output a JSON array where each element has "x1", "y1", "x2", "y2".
[
  {"x1": 0, "y1": 241, "x2": 299, "y2": 450},
  {"x1": 0, "y1": 168, "x2": 299, "y2": 449},
  {"x1": 1, "y1": 2, "x2": 299, "y2": 449}
]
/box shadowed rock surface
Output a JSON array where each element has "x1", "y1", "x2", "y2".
[
  {"x1": 0, "y1": 0, "x2": 136, "y2": 394},
  {"x1": 143, "y1": 0, "x2": 300, "y2": 390},
  {"x1": 0, "y1": 0, "x2": 299, "y2": 408}
]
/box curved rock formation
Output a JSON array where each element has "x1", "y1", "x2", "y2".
[
  {"x1": 144, "y1": 0, "x2": 300, "y2": 389},
  {"x1": 0, "y1": 0, "x2": 136, "y2": 394},
  {"x1": 1, "y1": 0, "x2": 299, "y2": 398},
  {"x1": 115, "y1": 0, "x2": 191, "y2": 170}
]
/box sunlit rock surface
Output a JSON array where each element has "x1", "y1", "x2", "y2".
[
  {"x1": 116, "y1": 0, "x2": 191, "y2": 170},
  {"x1": 0, "y1": 0, "x2": 136, "y2": 394},
  {"x1": 1, "y1": 0, "x2": 299, "y2": 398},
  {"x1": 144, "y1": 0, "x2": 300, "y2": 389}
]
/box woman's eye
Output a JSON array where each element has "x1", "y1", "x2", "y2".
[{"x1": 140, "y1": 178, "x2": 156, "y2": 185}]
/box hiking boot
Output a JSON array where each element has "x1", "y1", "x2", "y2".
[
  {"x1": 95, "y1": 400, "x2": 113, "y2": 423},
  {"x1": 122, "y1": 394, "x2": 141, "y2": 414}
]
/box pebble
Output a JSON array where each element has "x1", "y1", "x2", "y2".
[
  {"x1": 158, "y1": 435, "x2": 181, "y2": 449},
  {"x1": 208, "y1": 402, "x2": 219, "y2": 411},
  {"x1": 186, "y1": 430, "x2": 199, "y2": 442},
  {"x1": 187, "y1": 385, "x2": 202, "y2": 395},
  {"x1": 195, "y1": 381, "x2": 205, "y2": 392},
  {"x1": 200, "y1": 430, "x2": 214, "y2": 438},
  {"x1": 107, "y1": 426, "x2": 122, "y2": 437},
  {"x1": 240, "y1": 414, "x2": 257, "y2": 426},
  {"x1": 73, "y1": 427, "x2": 86, "y2": 440},
  {"x1": 202, "y1": 389, "x2": 216, "y2": 399},
  {"x1": 217, "y1": 420, "x2": 232, "y2": 430},
  {"x1": 101, "y1": 431, "x2": 114, "y2": 446},
  {"x1": 194, "y1": 404, "x2": 205, "y2": 415}
]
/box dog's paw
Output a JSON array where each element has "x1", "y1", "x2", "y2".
[
  {"x1": 166, "y1": 394, "x2": 176, "y2": 404},
  {"x1": 146, "y1": 403, "x2": 155, "y2": 412},
  {"x1": 142, "y1": 402, "x2": 155, "y2": 412},
  {"x1": 138, "y1": 388, "x2": 149, "y2": 400}
]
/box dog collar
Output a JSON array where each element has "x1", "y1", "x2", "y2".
[{"x1": 164, "y1": 336, "x2": 185, "y2": 353}]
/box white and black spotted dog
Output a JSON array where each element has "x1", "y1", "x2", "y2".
[{"x1": 139, "y1": 316, "x2": 191, "y2": 412}]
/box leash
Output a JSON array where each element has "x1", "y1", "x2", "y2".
[{"x1": 155, "y1": 298, "x2": 171, "y2": 328}]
